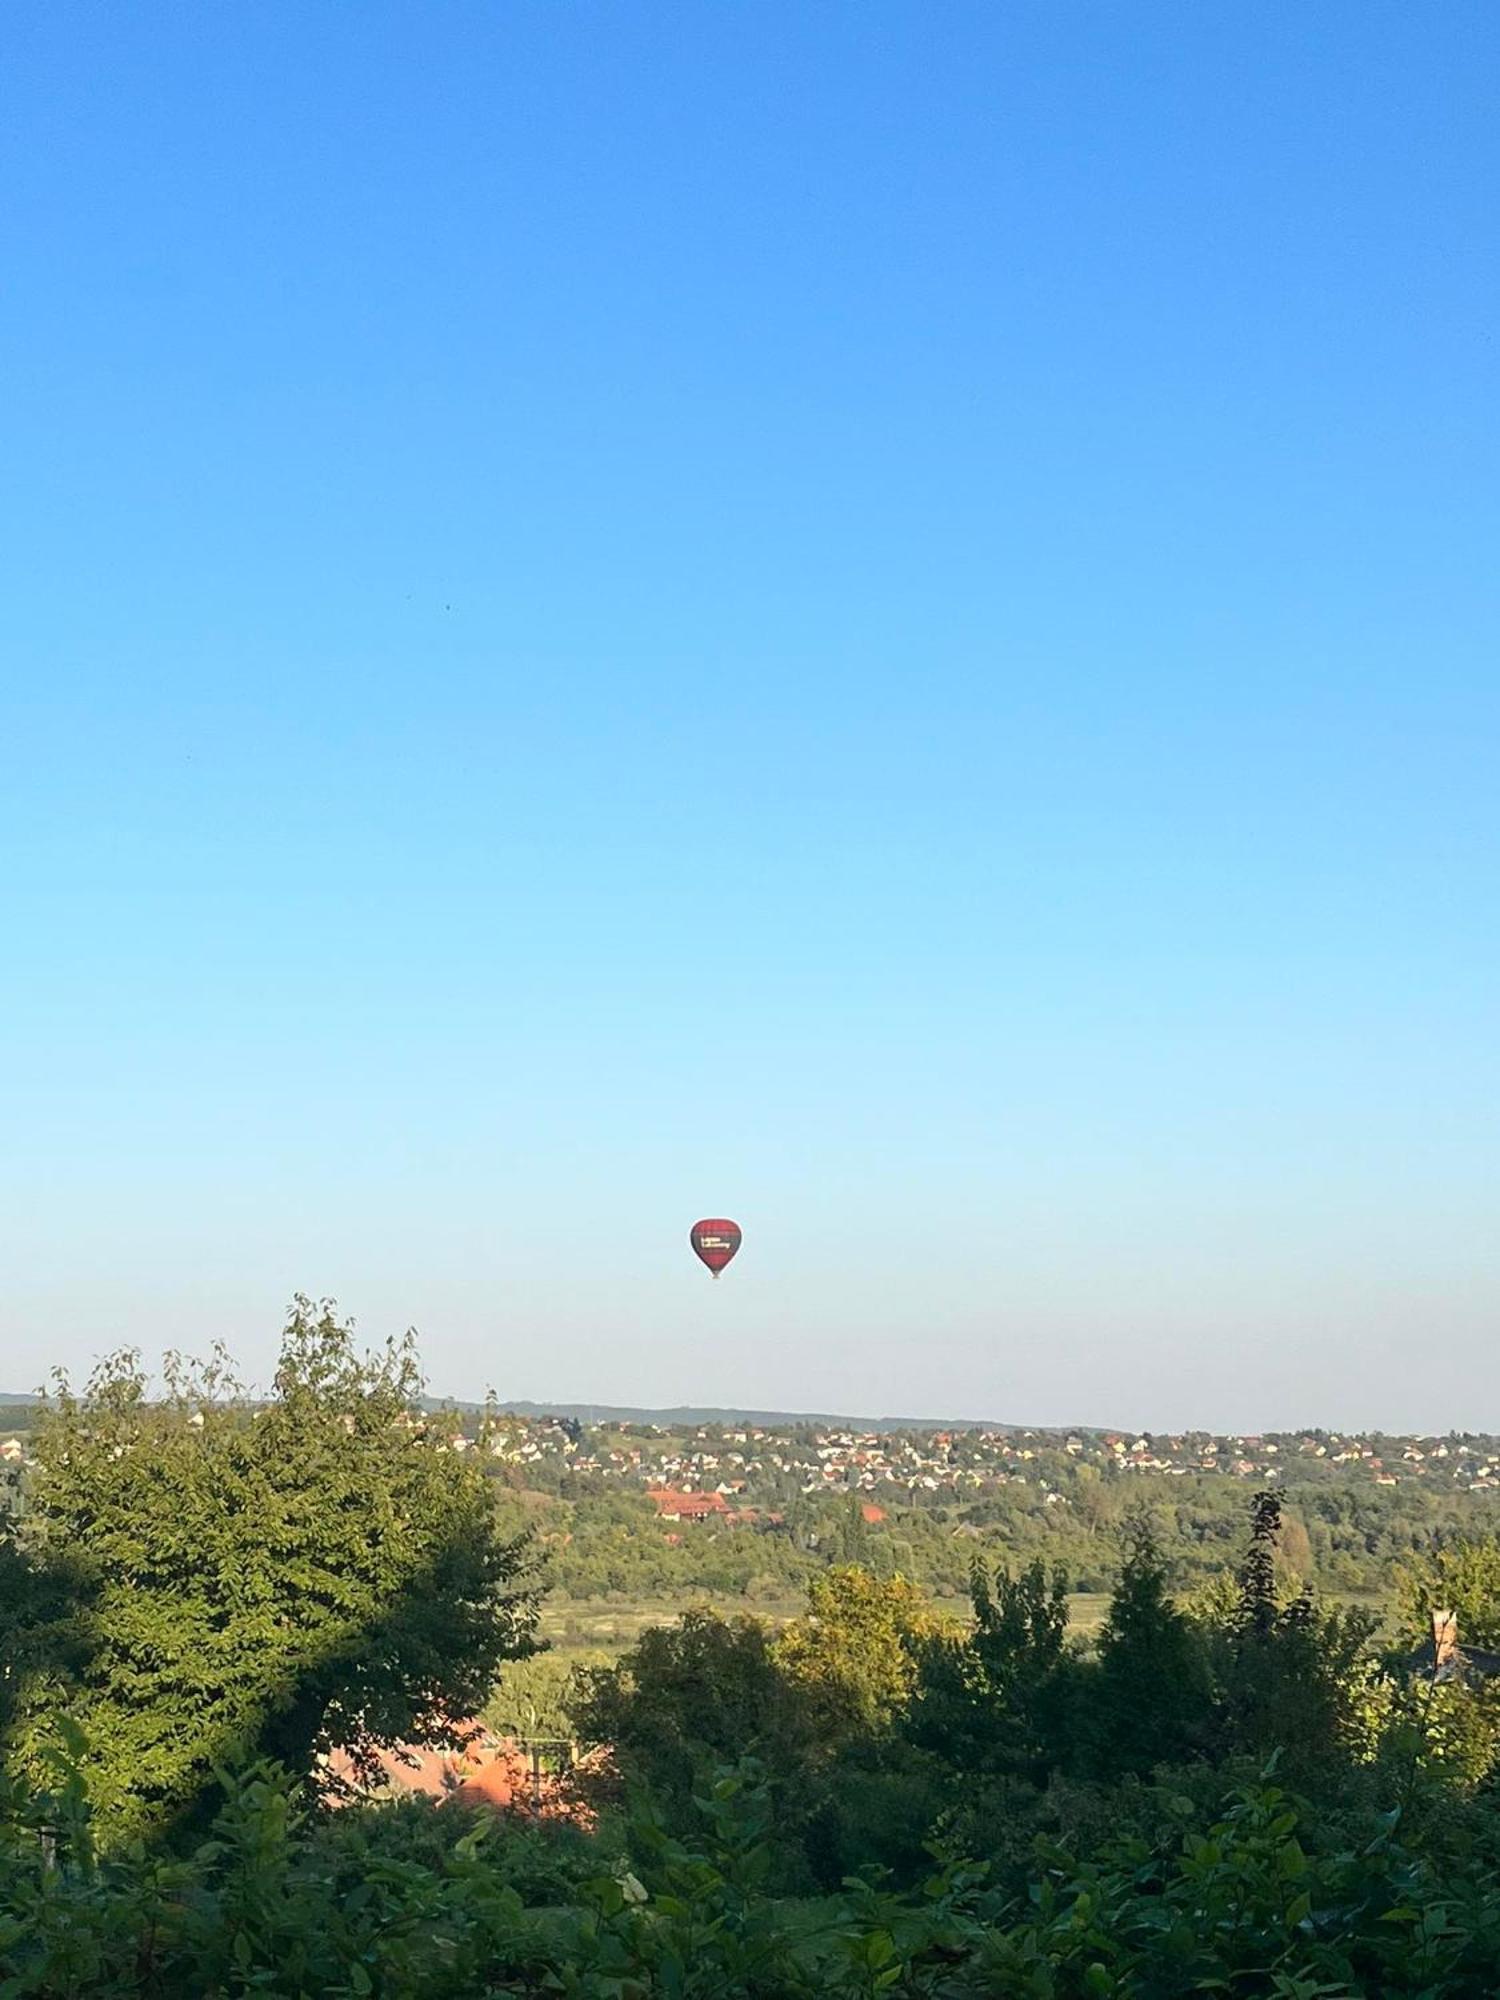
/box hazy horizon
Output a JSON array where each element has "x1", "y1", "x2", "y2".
[
  {"x1": 4, "y1": 1278, "x2": 1496, "y2": 1437},
  {"x1": 4, "y1": 4, "x2": 1496, "y2": 1433},
  {"x1": 7, "y1": 1361, "x2": 1499, "y2": 1441}
]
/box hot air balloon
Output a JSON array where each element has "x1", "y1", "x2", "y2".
[{"x1": 690, "y1": 1218, "x2": 742, "y2": 1279}]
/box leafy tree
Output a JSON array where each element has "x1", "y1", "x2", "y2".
[
  {"x1": 1278, "y1": 1506, "x2": 1314, "y2": 1584},
  {"x1": 572, "y1": 1609, "x2": 811, "y2": 1825},
  {"x1": 773, "y1": 1566, "x2": 938, "y2": 1742},
  {"x1": 1090, "y1": 1517, "x2": 1212, "y2": 1775},
  {"x1": 909, "y1": 1558, "x2": 1079, "y2": 1780},
  {"x1": 15, "y1": 1299, "x2": 538, "y2": 1839},
  {"x1": 1397, "y1": 1538, "x2": 1500, "y2": 1651},
  {"x1": 575, "y1": 1573, "x2": 948, "y2": 1888},
  {"x1": 485, "y1": 1648, "x2": 609, "y2": 1741},
  {"x1": 1220, "y1": 1491, "x2": 1379, "y2": 1777},
  {"x1": 1235, "y1": 1487, "x2": 1283, "y2": 1640},
  {"x1": 0, "y1": 1531, "x2": 97, "y2": 1762},
  {"x1": 1072, "y1": 1463, "x2": 1121, "y2": 1539},
  {"x1": 824, "y1": 1493, "x2": 875, "y2": 1566}
]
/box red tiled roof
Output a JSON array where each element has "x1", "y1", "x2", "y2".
[
  {"x1": 321, "y1": 1727, "x2": 586, "y2": 1822},
  {"x1": 646, "y1": 1487, "x2": 729, "y2": 1517}
]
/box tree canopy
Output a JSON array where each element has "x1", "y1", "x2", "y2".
[{"x1": 3, "y1": 1299, "x2": 538, "y2": 1839}]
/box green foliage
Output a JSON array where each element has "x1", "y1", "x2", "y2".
[
  {"x1": 1397, "y1": 1536, "x2": 1500, "y2": 1650},
  {"x1": 908, "y1": 1558, "x2": 1081, "y2": 1781},
  {"x1": 306, "y1": 1788, "x2": 605, "y2": 1908},
  {"x1": 971, "y1": 1774, "x2": 1500, "y2": 1996},
  {"x1": 1218, "y1": 1493, "x2": 1381, "y2": 1779},
  {"x1": 18, "y1": 1353, "x2": 1500, "y2": 1995},
  {"x1": 0, "y1": 1742, "x2": 555, "y2": 1997},
  {"x1": 774, "y1": 1567, "x2": 939, "y2": 1742},
  {"x1": 1091, "y1": 1518, "x2": 1213, "y2": 1775},
  {"x1": 491, "y1": 1422, "x2": 1500, "y2": 1612},
  {"x1": 10, "y1": 1748, "x2": 1500, "y2": 1995},
  {"x1": 485, "y1": 1648, "x2": 609, "y2": 1741},
  {"x1": 573, "y1": 1607, "x2": 815, "y2": 1830},
  {"x1": 574, "y1": 1574, "x2": 958, "y2": 1892},
  {"x1": 0, "y1": 1533, "x2": 97, "y2": 1753},
  {"x1": 8, "y1": 1300, "x2": 538, "y2": 1840}
]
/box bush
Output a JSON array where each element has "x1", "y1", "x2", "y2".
[
  {"x1": 10, "y1": 1736, "x2": 1500, "y2": 1994},
  {"x1": 305, "y1": 1791, "x2": 606, "y2": 1908}
]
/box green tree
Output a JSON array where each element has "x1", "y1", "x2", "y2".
[
  {"x1": 486, "y1": 1649, "x2": 608, "y2": 1741},
  {"x1": 1278, "y1": 1506, "x2": 1314, "y2": 1585},
  {"x1": 1221, "y1": 1491, "x2": 1378, "y2": 1777},
  {"x1": 1397, "y1": 1538, "x2": 1500, "y2": 1651},
  {"x1": 909, "y1": 1558, "x2": 1079, "y2": 1780},
  {"x1": 1072, "y1": 1463, "x2": 1121, "y2": 1539},
  {"x1": 827, "y1": 1494, "x2": 874, "y2": 1566},
  {"x1": 0, "y1": 1531, "x2": 96, "y2": 1759},
  {"x1": 1236, "y1": 1488, "x2": 1283, "y2": 1641},
  {"x1": 17, "y1": 1298, "x2": 538, "y2": 1839},
  {"x1": 773, "y1": 1566, "x2": 938, "y2": 1742},
  {"x1": 1091, "y1": 1517, "x2": 1212, "y2": 1775},
  {"x1": 573, "y1": 1608, "x2": 815, "y2": 1830}
]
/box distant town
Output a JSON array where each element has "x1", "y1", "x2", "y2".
[
  {"x1": 468, "y1": 1413, "x2": 1500, "y2": 1508},
  {"x1": 12, "y1": 1407, "x2": 1500, "y2": 1510}
]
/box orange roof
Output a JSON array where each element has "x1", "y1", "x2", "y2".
[
  {"x1": 646, "y1": 1487, "x2": 729, "y2": 1516},
  {"x1": 322, "y1": 1727, "x2": 592, "y2": 1826}
]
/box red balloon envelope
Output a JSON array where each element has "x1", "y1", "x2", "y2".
[{"x1": 690, "y1": 1218, "x2": 742, "y2": 1279}]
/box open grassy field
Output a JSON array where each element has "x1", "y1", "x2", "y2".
[{"x1": 539, "y1": 1589, "x2": 1115, "y2": 1660}]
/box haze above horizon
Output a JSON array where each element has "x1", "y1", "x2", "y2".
[{"x1": 3, "y1": 3, "x2": 1495, "y2": 1433}]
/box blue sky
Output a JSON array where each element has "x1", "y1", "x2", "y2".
[{"x1": 3, "y1": 3, "x2": 1496, "y2": 1428}]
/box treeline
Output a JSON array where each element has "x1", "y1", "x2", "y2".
[
  {"x1": 13, "y1": 1507, "x2": 1500, "y2": 1992},
  {"x1": 494, "y1": 1458, "x2": 1500, "y2": 1606},
  {"x1": 10, "y1": 1305, "x2": 1500, "y2": 1994},
  {"x1": 566, "y1": 1504, "x2": 1500, "y2": 1890}
]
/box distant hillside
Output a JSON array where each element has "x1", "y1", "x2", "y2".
[
  {"x1": 428, "y1": 1397, "x2": 1022, "y2": 1433},
  {"x1": 7, "y1": 1391, "x2": 1016, "y2": 1434}
]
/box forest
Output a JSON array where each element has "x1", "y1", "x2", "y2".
[
  {"x1": 7, "y1": 1305, "x2": 1500, "y2": 1995},
  {"x1": 493, "y1": 1455, "x2": 1500, "y2": 1609}
]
